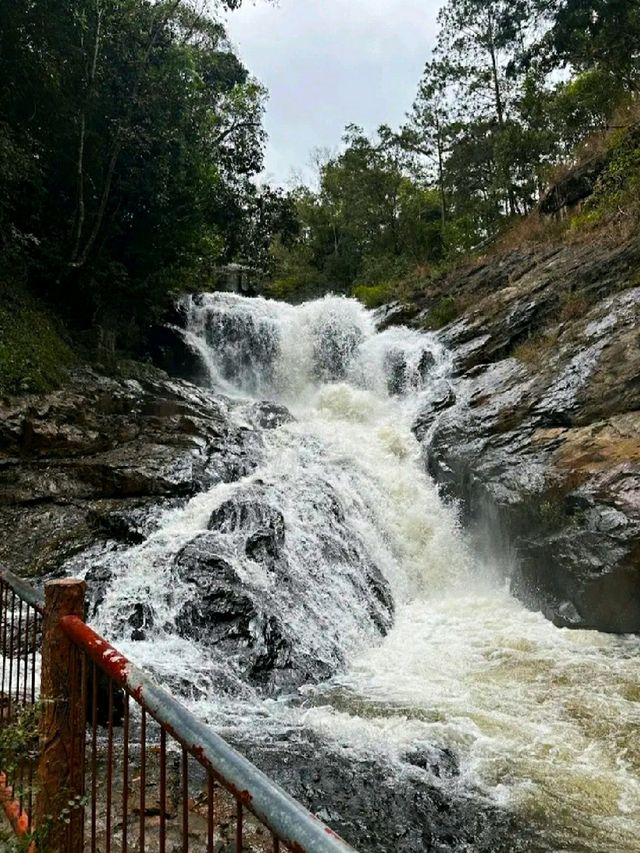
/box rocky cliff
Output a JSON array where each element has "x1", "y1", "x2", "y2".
[{"x1": 398, "y1": 236, "x2": 640, "y2": 632}]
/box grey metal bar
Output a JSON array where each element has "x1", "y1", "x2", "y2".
[
  {"x1": 0, "y1": 569, "x2": 44, "y2": 614},
  {"x1": 60, "y1": 615, "x2": 356, "y2": 853}
]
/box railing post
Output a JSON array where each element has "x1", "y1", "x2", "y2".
[{"x1": 36, "y1": 579, "x2": 86, "y2": 852}]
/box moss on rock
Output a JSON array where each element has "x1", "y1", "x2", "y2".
[{"x1": 0, "y1": 282, "x2": 75, "y2": 396}]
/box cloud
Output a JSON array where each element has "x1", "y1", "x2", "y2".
[{"x1": 225, "y1": 0, "x2": 442, "y2": 184}]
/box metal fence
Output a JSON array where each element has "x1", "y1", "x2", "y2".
[
  {"x1": 0, "y1": 569, "x2": 42, "y2": 838},
  {"x1": 0, "y1": 570, "x2": 356, "y2": 853}
]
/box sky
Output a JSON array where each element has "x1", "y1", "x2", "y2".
[{"x1": 224, "y1": 0, "x2": 443, "y2": 186}]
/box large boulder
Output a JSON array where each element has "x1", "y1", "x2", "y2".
[{"x1": 168, "y1": 481, "x2": 394, "y2": 692}]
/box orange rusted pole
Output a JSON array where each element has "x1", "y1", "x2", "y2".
[{"x1": 35, "y1": 579, "x2": 86, "y2": 853}]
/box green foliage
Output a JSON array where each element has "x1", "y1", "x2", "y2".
[
  {"x1": 532, "y1": 0, "x2": 640, "y2": 92},
  {"x1": 0, "y1": 0, "x2": 281, "y2": 349},
  {"x1": 421, "y1": 296, "x2": 461, "y2": 330},
  {"x1": 0, "y1": 283, "x2": 75, "y2": 396},
  {"x1": 352, "y1": 283, "x2": 397, "y2": 309},
  {"x1": 0, "y1": 705, "x2": 39, "y2": 779},
  {"x1": 268, "y1": 127, "x2": 445, "y2": 300},
  {"x1": 582, "y1": 126, "x2": 640, "y2": 222}
]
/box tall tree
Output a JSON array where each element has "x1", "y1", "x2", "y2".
[
  {"x1": 401, "y1": 60, "x2": 452, "y2": 232},
  {"x1": 435, "y1": 0, "x2": 532, "y2": 216},
  {"x1": 534, "y1": 0, "x2": 640, "y2": 91},
  {"x1": 0, "y1": 0, "x2": 273, "y2": 344}
]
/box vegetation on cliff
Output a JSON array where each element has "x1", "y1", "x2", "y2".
[
  {"x1": 266, "y1": 0, "x2": 640, "y2": 302},
  {"x1": 1, "y1": 0, "x2": 639, "y2": 392}
]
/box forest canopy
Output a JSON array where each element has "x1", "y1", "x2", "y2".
[
  {"x1": 268, "y1": 0, "x2": 640, "y2": 303},
  {"x1": 0, "y1": 0, "x2": 291, "y2": 345},
  {"x1": 1, "y1": 0, "x2": 638, "y2": 341}
]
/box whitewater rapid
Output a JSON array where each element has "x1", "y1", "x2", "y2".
[{"x1": 93, "y1": 293, "x2": 640, "y2": 852}]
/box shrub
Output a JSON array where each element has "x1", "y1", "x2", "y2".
[
  {"x1": 513, "y1": 332, "x2": 558, "y2": 365},
  {"x1": 0, "y1": 283, "x2": 75, "y2": 396},
  {"x1": 352, "y1": 282, "x2": 396, "y2": 309},
  {"x1": 421, "y1": 296, "x2": 460, "y2": 330}
]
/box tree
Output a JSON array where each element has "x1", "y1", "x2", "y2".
[
  {"x1": 0, "y1": 0, "x2": 273, "y2": 345},
  {"x1": 533, "y1": 0, "x2": 640, "y2": 92},
  {"x1": 436, "y1": 0, "x2": 532, "y2": 216},
  {"x1": 401, "y1": 60, "x2": 452, "y2": 231},
  {"x1": 268, "y1": 126, "x2": 444, "y2": 298}
]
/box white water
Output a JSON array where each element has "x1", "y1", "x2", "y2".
[{"x1": 95, "y1": 293, "x2": 640, "y2": 851}]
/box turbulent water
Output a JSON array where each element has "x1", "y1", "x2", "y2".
[{"x1": 92, "y1": 293, "x2": 640, "y2": 852}]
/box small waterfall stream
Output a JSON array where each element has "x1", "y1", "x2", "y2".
[{"x1": 90, "y1": 293, "x2": 640, "y2": 852}]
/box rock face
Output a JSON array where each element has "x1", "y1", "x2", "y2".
[
  {"x1": 403, "y1": 237, "x2": 640, "y2": 632},
  {"x1": 0, "y1": 367, "x2": 260, "y2": 578},
  {"x1": 538, "y1": 154, "x2": 608, "y2": 219}
]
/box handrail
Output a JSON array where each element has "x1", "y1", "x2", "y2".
[
  {"x1": 60, "y1": 614, "x2": 356, "y2": 853},
  {"x1": 0, "y1": 569, "x2": 44, "y2": 614}
]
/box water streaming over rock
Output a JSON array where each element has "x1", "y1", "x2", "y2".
[{"x1": 90, "y1": 293, "x2": 640, "y2": 852}]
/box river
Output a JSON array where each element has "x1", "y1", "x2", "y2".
[{"x1": 90, "y1": 293, "x2": 640, "y2": 852}]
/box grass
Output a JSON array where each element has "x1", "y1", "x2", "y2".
[
  {"x1": 513, "y1": 331, "x2": 559, "y2": 366},
  {"x1": 0, "y1": 282, "x2": 75, "y2": 396},
  {"x1": 559, "y1": 291, "x2": 594, "y2": 322},
  {"x1": 421, "y1": 295, "x2": 463, "y2": 330}
]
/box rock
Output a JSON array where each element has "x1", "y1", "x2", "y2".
[
  {"x1": 408, "y1": 238, "x2": 640, "y2": 632},
  {"x1": 147, "y1": 323, "x2": 210, "y2": 387},
  {"x1": 170, "y1": 480, "x2": 394, "y2": 691},
  {"x1": 245, "y1": 401, "x2": 294, "y2": 430},
  {"x1": 228, "y1": 731, "x2": 535, "y2": 853},
  {"x1": 172, "y1": 533, "x2": 298, "y2": 689},
  {"x1": 312, "y1": 319, "x2": 363, "y2": 381},
  {"x1": 413, "y1": 381, "x2": 456, "y2": 442},
  {"x1": 0, "y1": 366, "x2": 262, "y2": 577},
  {"x1": 539, "y1": 153, "x2": 608, "y2": 218},
  {"x1": 401, "y1": 745, "x2": 460, "y2": 779}
]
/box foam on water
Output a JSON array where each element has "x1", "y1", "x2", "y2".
[{"x1": 96, "y1": 292, "x2": 640, "y2": 851}]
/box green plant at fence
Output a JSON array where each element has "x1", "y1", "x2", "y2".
[{"x1": 0, "y1": 703, "x2": 86, "y2": 852}]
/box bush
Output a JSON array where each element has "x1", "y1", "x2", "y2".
[
  {"x1": 513, "y1": 331, "x2": 558, "y2": 365},
  {"x1": 352, "y1": 282, "x2": 396, "y2": 309},
  {"x1": 421, "y1": 295, "x2": 460, "y2": 330},
  {"x1": 0, "y1": 283, "x2": 75, "y2": 396}
]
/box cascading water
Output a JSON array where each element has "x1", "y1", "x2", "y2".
[{"x1": 90, "y1": 292, "x2": 640, "y2": 852}]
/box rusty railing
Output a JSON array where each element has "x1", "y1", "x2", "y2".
[
  {"x1": 0, "y1": 570, "x2": 356, "y2": 853},
  {"x1": 0, "y1": 569, "x2": 42, "y2": 838}
]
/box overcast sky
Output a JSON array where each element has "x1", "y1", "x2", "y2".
[{"x1": 224, "y1": 0, "x2": 443, "y2": 186}]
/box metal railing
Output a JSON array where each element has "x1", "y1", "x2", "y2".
[
  {"x1": 0, "y1": 570, "x2": 356, "y2": 853},
  {"x1": 0, "y1": 569, "x2": 42, "y2": 838}
]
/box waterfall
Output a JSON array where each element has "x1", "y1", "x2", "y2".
[{"x1": 89, "y1": 292, "x2": 640, "y2": 853}]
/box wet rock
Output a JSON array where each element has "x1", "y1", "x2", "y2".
[
  {"x1": 0, "y1": 367, "x2": 262, "y2": 578},
  {"x1": 312, "y1": 320, "x2": 363, "y2": 381},
  {"x1": 147, "y1": 324, "x2": 209, "y2": 387},
  {"x1": 86, "y1": 498, "x2": 181, "y2": 545},
  {"x1": 413, "y1": 382, "x2": 456, "y2": 442},
  {"x1": 208, "y1": 493, "x2": 285, "y2": 543},
  {"x1": 245, "y1": 401, "x2": 293, "y2": 431},
  {"x1": 402, "y1": 746, "x2": 459, "y2": 779},
  {"x1": 385, "y1": 347, "x2": 436, "y2": 396},
  {"x1": 407, "y1": 238, "x2": 640, "y2": 632},
  {"x1": 173, "y1": 534, "x2": 296, "y2": 687},
  {"x1": 170, "y1": 477, "x2": 394, "y2": 690},
  {"x1": 230, "y1": 731, "x2": 537, "y2": 853},
  {"x1": 128, "y1": 601, "x2": 155, "y2": 641}
]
